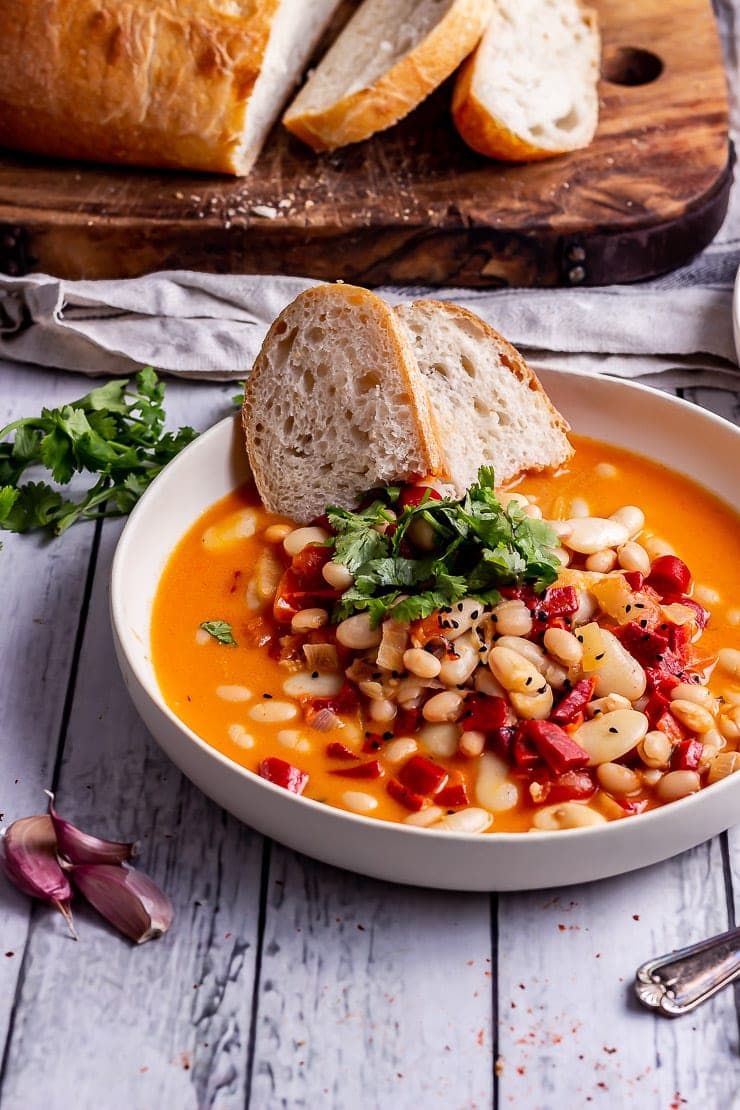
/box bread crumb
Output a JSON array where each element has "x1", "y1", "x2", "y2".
[{"x1": 250, "y1": 205, "x2": 278, "y2": 219}]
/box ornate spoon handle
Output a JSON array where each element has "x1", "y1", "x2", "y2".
[{"x1": 635, "y1": 927, "x2": 740, "y2": 1016}]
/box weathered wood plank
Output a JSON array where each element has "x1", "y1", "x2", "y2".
[
  {"x1": 496, "y1": 838, "x2": 740, "y2": 1109},
  {"x1": 0, "y1": 364, "x2": 100, "y2": 1053},
  {"x1": 1, "y1": 378, "x2": 266, "y2": 1110},
  {"x1": 249, "y1": 846, "x2": 494, "y2": 1110}
]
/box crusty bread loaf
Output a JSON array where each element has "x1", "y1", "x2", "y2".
[
  {"x1": 0, "y1": 0, "x2": 342, "y2": 175},
  {"x1": 395, "y1": 299, "x2": 573, "y2": 492},
  {"x1": 241, "y1": 285, "x2": 447, "y2": 523},
  {"x1": 283, "y1": 0, "x2": 493, "y2": 152},
  {"x1": 452, "y1": 0, "x2": 599, "y2": 162}
]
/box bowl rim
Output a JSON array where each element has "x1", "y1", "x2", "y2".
[{"x1": 110, "y1": 369, "x2": 740, "y2": 847}]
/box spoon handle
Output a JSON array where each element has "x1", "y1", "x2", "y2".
[{"x1": 635, "y1": 927, "x2": 740, "y2": 1016}]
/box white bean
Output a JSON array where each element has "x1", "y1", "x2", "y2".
[
  {"x1": 249, "y1": 700, "x2": 299, "y2": 723},
  {"x1": 227, "y1": 724, "x2": 255, "y2": 749},
  {"x1": 609, "y1": 506, "x2": 645, "y2": 538},
  {"x1": 595, "y1": 462, "x2": 618, "y2": 479},
  {"x1": 717, "y1": 648, "x2": 740, "y2": 681},
  {"x1": 596, "y1": 762, "x2": 641, "y2": 796},
  {"x1": 369, "y1": 698, "x2": 396, "y2": 723},
  {"x1": 668, "y1": 699, "x2": 715, "y2": 734},
  {"x1": 585, "y1": 549, "x2": 617, "y2": 573},
  {"x1": 440, "y1": 598, "x2": 488, "y2": 641},
  {"x1": 202, "y1": 509, "x2": 257, "y2": 551},
  {"x1": 254, "y1": 548, "x2": 284, "y2": 601},
  {"x1": 342, "y1": 791, "x2": 378, "y2": 814},
  {"x1": 476, "y1": 753, "x2": 519, "y2": 812},
  {"x1": 718, "y1": 706, "x2": 740, "y2": 741},
  {"x1": 291, "y1": 608, "x2": 328, "y2": 633},
  {"x1": 283, "y1": 526, "x2": 330, "y2": 557},
  {"x1": 385, "y1": 737, "x2": 418, "y2": 763},
  {"x1": 564, "y1": 517, "x2": 629, "y2": 555},
  {"x1": 459, "y1": 730, "x2": 486, "y2": 757},
  {"x1": 637, "y1": 730, "x2": 673, "y2": 769},
  {"x1": 422, "y1": 691, "x2": 464, "y2": 723},
  {"x1": 510, "y1": 686, "x2": 553, "y2": 720},
  {"x1": 404, "y1": 806, "x2": 445, "y2": 827},
  {"x1": 693, "y1": 584, "x2": 720, "y2": 606},
  {"x1": 670, "y1": 682, "x2": 714, "y2": 707},
  {"x1": 322, "y1": 561, "x2": 355, "y2": 590},
  {"x1": 569, "y1": 497, "x2": 590, "y2": 518},
  {"x1": 263, "y1": 523, "x2": 292, "y2": 544},
  {"x1": 655, "y1": 770, "x2": 701, "y2": 802},
  {"x1": 532, "y1": 803, "x2": 607, "y2": 830},
  {"x1": 573, "y1": 709, "x2": 649, "y2": 766},
  {"x1": 335, "y1": 612, "x2": 382, "y2": 650},
  {"x1": 438, "y1": 808, "x2": 493, "y2": 833},
  {"x1": 277, "y1": 729, "x2": 311, "y2": 753},
  {"x1": 488, "y1": 645, "x2": 546, "y2": 695},
  {"x1": 216, "y1": 684, "x2": 252, "y2": 703},
  {"x1": 587, "y1": 693, "x2": 632, "y2": 717},
  {"x1": 586, "y1": 628, "x2": 647, "y2": 701},
  {"x1": 283, "y1": 671, "x2": 344, "y2": 698},
  {"x1": 543, "y1": 627, "x2": 583, "y2": 667},
  {"x1": 403, "y1": 648, "x2": 442, "y2": 679},
  {"x1": 491, "y1": 599, "x2": 533, "y2": 637},
  {"x1": 617, "y1": 541, "x2": 650, "y2": 575},
  {"x1": 438, "y1": 634, "x2": 479, "y2": 686},
  {"x1": 419, "y1": 722, "x2": 459, "y2": 757},
  {"x1": 474, "y1": 669, "x2": 507, "y2": 698}
]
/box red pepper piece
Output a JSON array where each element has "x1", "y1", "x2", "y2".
[
  {"x1": 541, "y1": 585, "x2": 579, "y2": 617},
  {"x1": 622, "y1": 570, "x2": 644, "y2": 592},
  {"x1": 644, "y1": 668, "x2": 682, "y2": 696},
  {"x1": 398, "y1": 484, "x2": 443, "y2": 508},
  {"x1": 398, "y1": 755, "x2": 448, "y2": 796},
  {"x1": 435, "y1": 782, "x2": 469, "y2": 808},
  {"x1": 646, "y1": 555, "x2": 692, "y2": 596},
  {"x1": 551, "y1": 678, "x2": 596, "y2": 725},
  {"x1": 330, "y1": 760, "x2": 383, "y2": 780},
  {"x1": 308, "y1": 682, "x2": 360, "y2": 716},
  {"x1": 291, "y1": 542, "x2": 332, "y2": 580},
  {"x1": 534, "y1": 769, "x2": 596, "y2": 805},
  {"x1": 326, "y1": 742, "x2": 360, "y2": 761},
  {"x1": 644, "y1": 689, "x2": 671, "y2": 727},
  {"x1": 655, "y1": 710, "x2": 687, "y2": 744},
  {"x1": 668, "y1": 622, "x2": 692, "y2": 659},
  {"x1": 662, "y1": 594, "x2": 710, "y2": 630},
  {"x1": 523, "y1": 720, "x2": 590, "y2": 775},
  {"x1": 489, "y1": 725, "x2": 517, "y2": 763},
  {"x1": 387, "y1": 778, "x2": 426, "y2": 811},
  {"x1": 674, "y1": 738, "x2": 703, "y2": 771},
  {"x1": 460, "y1": 694, "x2": 508, "y2": 733},
  {"x1": 616, "y1": 623, "x2": 684, "y2": 675},
  {"x1": 511, "y1": 727, "x2": 542, "y2": 769},
  {"x1": 258, "y1": 757, "x2": 309, "y2": 795},
  {"x1": 272, "y1": 567, "x2": 336, "y2": 624}
]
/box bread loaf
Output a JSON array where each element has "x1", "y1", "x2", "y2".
[
  {"x1": 241, "y1": 284, "x2": 447, "y2": 523},
  {"x1": 452, "y1": 0, "x2": 599, "y2": 161},
  {"x1": 283, "y1": 0, "x2": 493, "y2": 152},
  {"x1": 0, "y1": 0, "x2": 343, "y2": 175},
  {"x1": 395, "y1": 299, "x2": 573, "y2": 493}
]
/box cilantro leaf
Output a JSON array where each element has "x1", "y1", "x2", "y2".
[
  {"x1": 0, "y1": 368, "x2": 199, "y2": 541},
  {"x1": 200, "y1": 620, "x2": 238, "y2": 646}
]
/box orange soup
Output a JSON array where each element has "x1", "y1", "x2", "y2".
[{"x1": 151, "y1": 436, "x2": 740, "y2": 833}]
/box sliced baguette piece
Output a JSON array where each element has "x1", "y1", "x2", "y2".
[
  {"x1": 283, "y1": 0, "x2": 493, "y2": 152},
  {"x1": 452, "y1": 0, "x2": 600, "y2": 162},
  {"x1": 242, "y1": 285, "x2": 447, "y2": 522},
  {"x1": 0, "y1": 0, "x2": 343, "y2": 175},
  {"x1": 395, "y1": 299, "x2": 573, "y2": 493}
]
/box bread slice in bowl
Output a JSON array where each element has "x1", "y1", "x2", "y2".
[
  {"x1": 0, "y1": 0, "x2": 343, "y2": 175},
  {"x1": 395, "y1": 299, "x2": 573, "y2": 493},
  {"x1": 242, "y1": 285, "x2": 447, "y2": 522},
  {"x1": 452, "y1": 0, "x2": 600, "y2": 161},
  {"x1": 283, "y1": 0, "x2": 493, "y2": 152}
]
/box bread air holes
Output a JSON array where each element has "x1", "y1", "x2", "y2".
[
  {"x1": 359, "y1": 371, "x2": 382, "y2": 392},
  {"x1": 460, "y1": 356, "x2": 477, "y2": 379},
  {"x1": 554, "y1": 106, "x2": 581, "y2": 133},
  {"x1": 274, "y1": 326, "x2": 297, "y2": 370}
]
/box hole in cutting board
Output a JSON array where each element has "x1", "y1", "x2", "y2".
[{"x1": 602, "y1": 46, "x2": 664, "y2": 86}]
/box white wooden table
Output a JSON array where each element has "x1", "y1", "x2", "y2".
[{"x1": 0, "y1": 364, "x2": 739, "y2": 1110}]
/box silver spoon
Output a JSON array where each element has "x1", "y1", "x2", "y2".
[{"x1": 635, "y1": 926, "x2": 740, "y2": 1016}]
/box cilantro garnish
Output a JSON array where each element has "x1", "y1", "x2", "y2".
[
  {"x1": 200, "y1": 620, "x2": 238, "y2": 646},
  {"x1": 327, "y1": 468, "x2": 561, "y2": 626},
  {"x1": 0, "y1": 368, "x2": 197, "y2": 537}
]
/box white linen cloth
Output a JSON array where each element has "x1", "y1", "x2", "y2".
[{"x1": 0, "y1": 271, "x2": 737, "y2": 388}]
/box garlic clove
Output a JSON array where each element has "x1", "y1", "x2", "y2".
[
  {"x1": 70, "y1": 863, "x2": 173, "y2": 944},
  {"x1": 46, "y1": 791, "x2": 136, "y2": 866},
  {"x1": 0, "y1": 815, "x2": 76, "y2": 938}
]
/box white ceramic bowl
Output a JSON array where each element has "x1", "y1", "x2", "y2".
[{"x1": 111, "y1": 370, "x2": 740, "y2": 891}]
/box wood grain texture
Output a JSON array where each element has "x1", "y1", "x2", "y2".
[
  {"x1": 0, "y1": 374, "x2": 739, "y2": 1109},
  {"x1": 0, "y1": 0, "x2": 730, "y2": 286}
]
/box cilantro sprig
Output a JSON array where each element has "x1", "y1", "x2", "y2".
[
  {"x1": 200, "y1": 620, "x2": 238, "y2": 646},
  {"x1": 327, "y1": 468, "x2": 561, "y2": 626},
  {"x1": 0, "y1": 368, "x2": 197, "y2": 537}
]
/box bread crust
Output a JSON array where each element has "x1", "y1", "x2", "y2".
[
  {"x1": 283, "y1": 0, "x2": 492, "y2": 152},
  {"x1": 0, "y1": 0, "x2": 319, "y2": 175},
  {"x1": 451, "y1": 4, "x2": 599, "y2": 162},
  {"x1": 397, "y1": 299, "x2": 573, "y2": 484},
  {"x1": 242, "y1": 284, "x2": 448, "y2": 519}
]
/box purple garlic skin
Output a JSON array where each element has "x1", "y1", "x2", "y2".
[
  {"x1": 46, "y1": 792, "x2": 136, "y2": 866},
  {"x1": 70, "y1": 863, "x2": 173, "y2": 944},
  {"x1": 0, "y1": 815, "x2": 76, "y2": 937}
]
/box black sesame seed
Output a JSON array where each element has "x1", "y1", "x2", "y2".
[
  {"x1": 471, "y1": 610, "x2": 480, "y2": 620},
  {"x1": 525, "y1": 677, "x2": 533, "y2": 686},
  {"x1": 450, "y1": 620, "x2": 459, "y2": 629},
  {"x1": 608, "y1": 727, "x2": 618, "y2": 734},
  {"x1": 311, "y1": 671, "x2": 319, "y2": 679},
  {"x1": 263, "y1": 693, "x2": 273, "y2": 699},
  {"x1": 382, "y1": 731, "x2": 393, "y2": 740},
  {"x1": 577, "y1": 635, "x2": 584, "y2": 643},
  {"x1": 372, "y1": 741, "x2": 381, "y2": 750},
  {"x1": 595, "y1": 652, "x2": 605, "y2": 661},
  {"x1": 635, "y1": 603, "x2": 645, "y2": 609},
  {"x1": 424, "y1": 644, "x2": 435, "y2": 653},
  {"x1": 537, "y1": 686, "x2": 547, "y2": 695},
  {"x1": 656, "y1": 654, "x2": 664, "y2": 662},
  {"x1": 639, "y1": 619, "x2": 648, "y2": 629},
  {"x1": 625, "y1": 605, "x2": 632, "y2": 613},
  {"x1": 457, "y1": 602, "x2": 464, "y2": 612}
]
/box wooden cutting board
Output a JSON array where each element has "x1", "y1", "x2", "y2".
[{"x1": 0, "y1": 0, "x2": 730, "y2": 288}]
